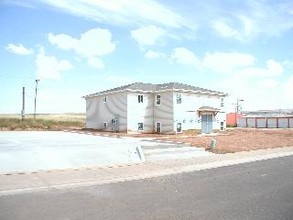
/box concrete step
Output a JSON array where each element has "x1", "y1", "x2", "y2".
[
  {"x1": 141, "y1": 143, "x2": 193, "y2": 150},
  {"x1": 141, "y1": 144, "x2": 211, "y2": 161},
  {"x1": 143, "y1": 146, "x2": 206, "y2": 155},
  {"x1": 146, "y1": 150, "x2": 212, "y2": 161}
]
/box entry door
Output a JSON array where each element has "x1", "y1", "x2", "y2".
[{"x1": 201, "y1": 115, "x2": 213, "y2": 134}]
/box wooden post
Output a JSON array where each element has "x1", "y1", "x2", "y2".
[{"x1": 21, "y1": 87, "x2": 25, "y2": 121}]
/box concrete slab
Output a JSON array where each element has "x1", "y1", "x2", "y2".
[
  {"x1": 0, "y1": 131, "x2": 210, "y2": 174},
  {"x1": 0, "y1": 131, "x2": 145, "y2": 173}
]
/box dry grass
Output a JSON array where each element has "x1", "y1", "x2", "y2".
[{"x1": 0, "y1": 113, "x2": 85, "y2": 130}]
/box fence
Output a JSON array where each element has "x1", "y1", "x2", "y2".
[{"x1": 238, "y1": 117, "x2": 293, "y2": 128}]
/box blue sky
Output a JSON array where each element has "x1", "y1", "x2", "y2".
[{"x1": 1, "y1": 0, "x2": 293, "y2": 114}]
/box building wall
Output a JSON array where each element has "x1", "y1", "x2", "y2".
[
  {"x1": 127, "y1": 92, "x2": 154, "y2": 133},
  {"x1": 153, "y1": 91, "x2": 174, "y2": 134},
  {"x1": 238, "y1": 116, "x2": 293, "y2": 128},
  {"x1": 85, "y1": 92, "x2": 127, "y2": 131},
  {"x1": 172, "y1": 92, "x2": 225, "y2": 132},
  {"x1": 173, "y1": 92, "x2": 199, "y2": 132},
  {"x1": 85, "y1": 90, "x2": 226, "y2": 134},
  {"x1": 226, "y1": 113, "x2": 243, "y2": 127},
  {"x1": 197, "y1": 95, "x2": 226, "y2": 130}
]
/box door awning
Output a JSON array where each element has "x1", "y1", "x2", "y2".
[{"x1": 197, "y1": 106, "x2": 220, "y2": 116}]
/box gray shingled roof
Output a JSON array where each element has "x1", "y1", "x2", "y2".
[{"x1": 85, "y1": 82, "x2": 227, "y2": 98}]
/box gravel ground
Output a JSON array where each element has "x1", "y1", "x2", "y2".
[
  {"x1": 74, "y1": 128, "x2": 293, "y2": 154},
  {"x1": 157, "y1": 129, "x2": 293, "y2": 153}
]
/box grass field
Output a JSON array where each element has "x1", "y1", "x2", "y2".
[{"x1": 0, "y1": 113, "x2": 85, "y2": 130}]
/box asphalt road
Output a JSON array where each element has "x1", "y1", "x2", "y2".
[{"x1": 1, "y1": 156, "x2": 292, "y2": 220}]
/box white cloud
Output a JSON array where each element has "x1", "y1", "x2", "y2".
[
  {"x1": 5, "y1": 43, "x2": 34, "y2": 55},
  {"x1": 202, "y1": 52, "x2": 255, "y2": 73},
  {"x1": 285, "y1": 75, "x2": 293, "y2": 99},
  {"x1": 87, "y1": 57, "x2": 104, "y2": 69},
  {"x1": 49, "y1": 28, "x2": 116, "y2": 57},
  {"x1": 170, "y1": 47, "x2": 200, "y2": 66},
  {"x1": 131, "y1": 25, "x2": 166, "y2": 46},
  {"x1": 49, "y1": 28, "x2": 115, "y2": 69},
  {"x1": 48, "y1": 33, "x2": 77, "y2": 50},
  {"x1": 37, "y1": 89, "x2": 84, "y2": 113},
  {"x1": 236, "y1": 59, "x2": 283, "y2": 78},
  {"x1": 212, "y1": 16, "x2": 259, "y2": 42},
  {"x1": 266, "y1": 59, "x2": 283, "y2": 76},
  {"x1": 258, "y1": 79, "x2": 279, "y2": 89},
  {"x1": 36, "y1": 0, "x2": 188, "y2": 29},
  {"x1": 35, "y1": 48, "x2": 72, "y2": 80},
  {"x1": 144, "y1": 50, "x2": 165, "y2": 59},
  {"x1": 210, "y1": 1, "x2": 293, "y2": 41},
  {"x1": 239, "y1": 15, "x2": 255, "y2": 38},
  {"x1": 212, "y1": 21, "x2": 240, "y2": 40}
]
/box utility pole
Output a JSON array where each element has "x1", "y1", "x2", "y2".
[
  {"x1": 34, "y1": 79, "x2": 40, "y2": 120},
  {"x1": 234, "y1": 98, "x2": 244, "y2": 127},
  {"x1": 21, "y1": 87, "x2": 25, "y2": 121}
]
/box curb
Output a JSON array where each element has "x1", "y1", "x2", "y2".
[{"x1": 1, "y1": 149, "x2": 292, "y2": 196}]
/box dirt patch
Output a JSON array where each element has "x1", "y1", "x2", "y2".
[
  {"x1": 81, "y1": 128, "x2": 293, "y2": 154},
  {"x1": 158, "y1": 129, "x2": 293, "y2": 153}
]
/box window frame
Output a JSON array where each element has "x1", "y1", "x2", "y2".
[
  {"x1": 176, "y1": 122, "x2": 182, "y2": 133},
  {"x1": 138, "y1": 94, "x2": 144, "y2": 103},
  {"x1": 220, "y1": 97, "x2": 224, "y2": 107},
  {"x1": 176, "y1": 93, "x2": 182, "y2": 104},
  {"x1": 138, "y1": 122, "x2": 144, "y2": 131},
  {"x1": 156, "y1": 94, "x2": 161, "y2": 105},
  {"x1": 156, "y1": 122, "x2": 161, "y2": 133}
]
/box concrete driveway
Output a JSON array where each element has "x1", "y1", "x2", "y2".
[
  {"x1": 0, "y1": 131, "x2": 211, "y2": 174},
  {"x1": 0, "y1": 131, "x2": 147, "y2": 173}
]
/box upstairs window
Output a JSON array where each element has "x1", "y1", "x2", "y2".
[
  {"x1": 220, "y1": 97, "x2": 224, "y2": 107},
  {"x1": 176, "y1": 94, "x2": 182, "y2": 104},
  {"x1": 138, "y1": 95, "x2": 143, "y2": 103},
  {"x1": 156, "y1": 94, "x2": 161, "y2": 105}
]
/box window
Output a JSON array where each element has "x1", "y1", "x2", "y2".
[
  {"x1": 103, "y1": 97, "x2": 107, "y2": 103},
  {"x1": 103, "y1": 122, "x2": 107, "y2": 129},
  {"x1": 220, "y1": 122, "x2": 224, "y2": 131},
  {"x1": 220, "y1": 97, "x2": 224, "y2": 107},
  {"x1": 176, "y1": 123, "x2": 182, "y2": 133},
  {"x1": 138, "y1": 95, "x2": 143, "y2": 103},
  {"x1": 176, "y1": 94, "x2": 182, "y2": 104},
  {"x1": 156, "y1": 94, "x2": 161, "y2": 105},
  {"x1": 156, "y1": 122, "x2": 161, "y2": 133},
  {"x1": 138, "y1": 123, "x2": 144, "y2": 131}
]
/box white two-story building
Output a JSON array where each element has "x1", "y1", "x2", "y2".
[{"x1": 84, "y1": 82, "x2": 228, "y2": 134}]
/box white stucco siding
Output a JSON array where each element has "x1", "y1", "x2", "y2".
[
  {"x1": 199, "y1": 95, "x2": 226, "y2": 130},
  {"x1": 85, "y1": 97, "x2": 100, "y2": 129},
  {"x1": 173, "y1": 93, "x2": 225, "y2": 132},
  {"x1": 85, "y1": 92, "x2": 127, "y2": 131},
  {"x1": 153, "y1": 91, "x2": 174, "y2": 134},
  {"x1": 197, "y1": 95, "x2": 222, "y2": 109},
  {"x1": 127, "y1": 93, "x2": 154, "y2": 133},
  {"x1": 173, "y1": 93, "x2": 200, "y2": 132},
  {"x1": 215, "y1": 112, "x2": 226, "y2": 130}
]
